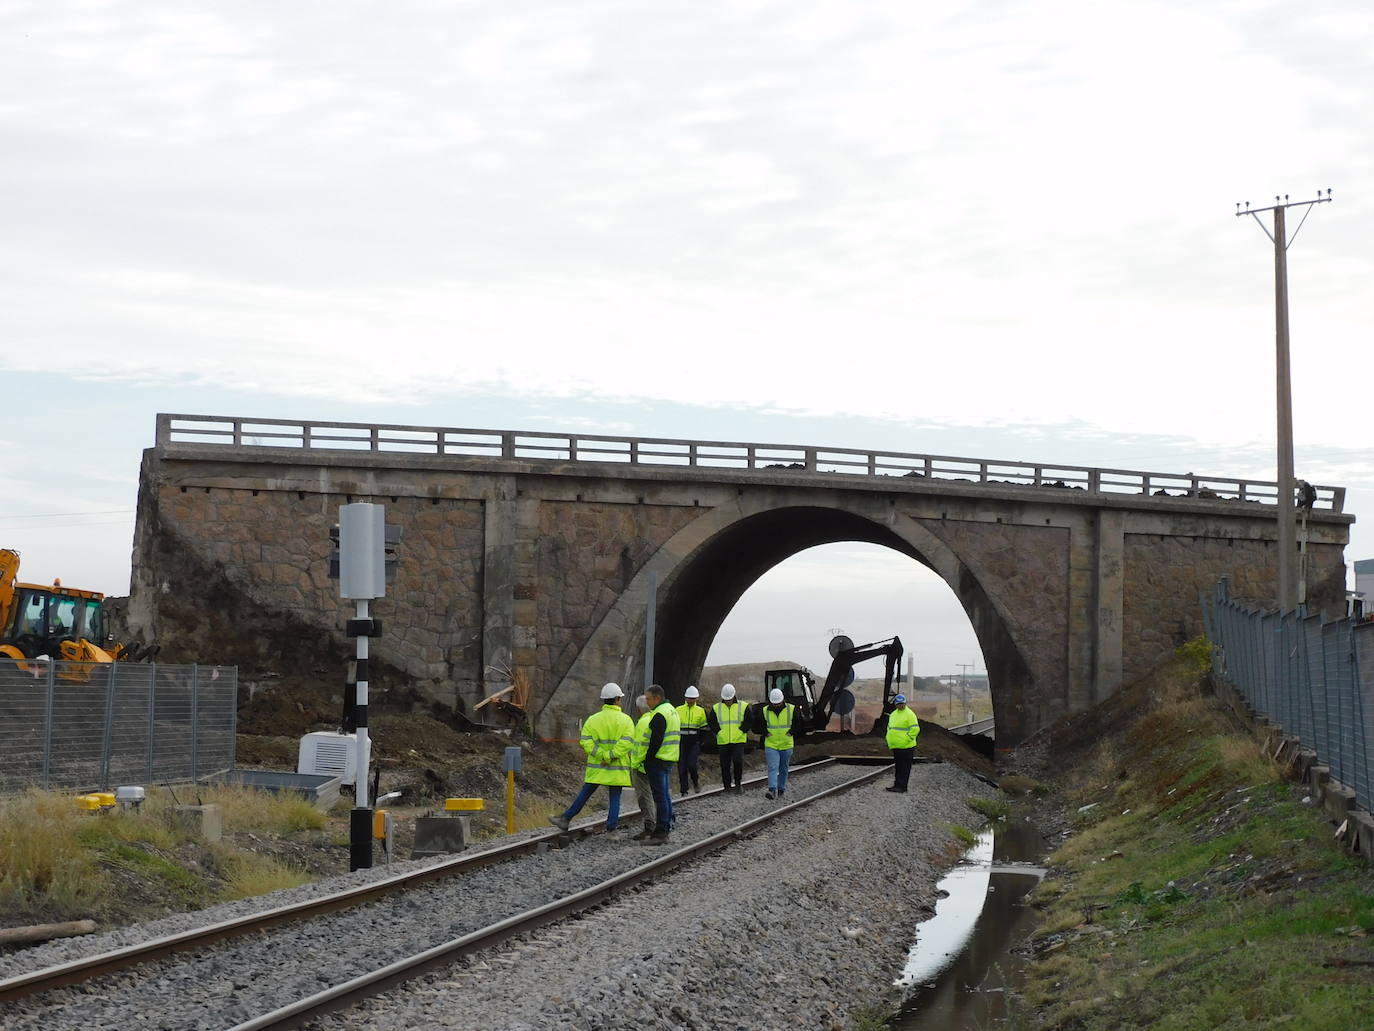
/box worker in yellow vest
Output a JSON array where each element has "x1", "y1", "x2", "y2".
[
  {"x1": 549, "y1": 683, "x2": 636, "y2": 832},
  {"x1": 637, "y1": 684, "x2": 680, "y2": 845},
  {"x1": 707, "y1": 683, "x2": 748, "y2": 793},
  {"x1": 884, "y1": 693, "x2": 921, "y2": 793},
  {"x1": 759, "y1": 687, "x2": 796, "y2": 800},
  {"x1": 676, "y1": 685, "x2": 708, "y2": 795}
]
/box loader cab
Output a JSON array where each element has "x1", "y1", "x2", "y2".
[{"x1": 3, "y1": 585, "x2": 105, "y2": 657}]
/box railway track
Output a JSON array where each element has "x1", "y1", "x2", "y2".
[{"x1": 1, "y1": 759, "x2": 887, "y2": 1030}]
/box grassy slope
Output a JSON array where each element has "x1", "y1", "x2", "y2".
[{"x1": 1017, "y1": 647, "x2": 1374, "y2": 1030}]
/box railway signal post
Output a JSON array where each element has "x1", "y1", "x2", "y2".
[{"x1": 336, "y1": 502, "x2": 397, "y2": 872}]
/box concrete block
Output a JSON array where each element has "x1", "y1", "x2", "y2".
[
  {"x1": 1320, "y1": 777, "x2": 1356, "y2": 825},
  {"x1": 171, "y1": 804, "x2": 222, "y2": 843},
  {"x1": 411, "y1": 814, "x2": 472, "y2": 859},
  {"x1": 1308, "y1": 764, "x2": 1331, "y2": 793},
  {"x1": 1348, "y1": 809, "x2": 1374, "y2": 858}
]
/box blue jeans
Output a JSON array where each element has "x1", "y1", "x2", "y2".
[
  {"x1": 647, "y1": 766, "x2": 673, "y2": 832},
  {"x1": 562, "y1": 782, "x2": 623, "y2": 830},
  {"x1": 765, "y1": 747, "x2": 793, "y2": 793}
]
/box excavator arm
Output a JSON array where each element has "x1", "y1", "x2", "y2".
[{"x1": 809, "y1": 636, "x2": 904, "y2": 732}]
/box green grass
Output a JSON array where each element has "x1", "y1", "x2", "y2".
[
  {"x1": 1021, "y1": 651, "x2": 1374, "y2": 1030},
  {"x1": 943, "y1": 822, "x2": 978, "y2": 848},
  {"x1": 213, "y1": 849, "x2": 312, "y2": 900},
  {"x1": 965, "y1": 795, "x2": 1012, "y2": 821}
]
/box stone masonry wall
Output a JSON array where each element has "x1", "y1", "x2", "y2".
[
  {"x1": 136, "y1": 463, "x2": 485, "y2": 709},
  {"x1": 534, "y1": 500, "x2": 700, "y2": 705},
  {"x1": 917, "y1": 518, "x2": 1072, "y2": 708},
  {"x1": 1121, "y1": 535, "x2": 1347, "y2": 683}
]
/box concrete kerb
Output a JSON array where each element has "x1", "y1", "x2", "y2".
[{"x1": 1211, "y1": 674, "x2": 1370, "y2": 860}]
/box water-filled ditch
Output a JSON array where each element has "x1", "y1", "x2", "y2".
[{"x1": 890, "y1": 818, "x2": 1046, "y2": 1028}]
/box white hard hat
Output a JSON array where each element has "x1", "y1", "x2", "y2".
[
  {"x1": 684, "y1": 686, "x2": 699, "y2": 699},
  {"x1": 600, "y1": 682, "x2": 624, "y2": 700},
  {"x1": 768, "y1": 688, "x2": 784, "y2": 704},
  {"x1": 721, "y1": 683, "x2": 736, "y2": 700}
]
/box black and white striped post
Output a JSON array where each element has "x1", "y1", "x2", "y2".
[{"x1": 338, "y1": 503, "x2": 387, "y2": 872}]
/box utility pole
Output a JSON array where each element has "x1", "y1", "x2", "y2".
[
  {"x1": 955, "y1": 662, "x2": 974, "y2": 715},
  {"x1": 1236, "y1": 190, "x2": 1332, "y2": 612}
]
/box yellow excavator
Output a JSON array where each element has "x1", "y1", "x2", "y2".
[{"x1": 0, "y1": 549, "x2": 152, "y2": 678}]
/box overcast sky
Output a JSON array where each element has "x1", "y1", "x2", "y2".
[{"x1": 3, "y1": 0, "x2": 1371, "y2": 677}]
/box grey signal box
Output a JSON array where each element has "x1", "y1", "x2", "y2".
[{"x1": 339, "y1": 503, "x2": 387, "y2": 600}]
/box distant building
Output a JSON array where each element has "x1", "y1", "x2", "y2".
[{"x1": 1350, "y1": 558, "x2": 1374, "y2": 619}]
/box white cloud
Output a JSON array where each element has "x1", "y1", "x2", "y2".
[{"x1": 5, "y1": 0, "x2": 1373, "y2": 605}]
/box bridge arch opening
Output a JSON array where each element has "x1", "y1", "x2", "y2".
[
  {"x1": 647, "y1": 505, "x2": 1032, "y2": 741},
  {"x1": 702, "y1": 541, "x2": 987, "y2": 724}
]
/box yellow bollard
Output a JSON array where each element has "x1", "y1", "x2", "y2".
[
  {"x1": 506, "y1": 769, "x2": 515, "y2": 834},
  {"x1": 502, "y1": 746, "x2": 522, "y2": 835}
]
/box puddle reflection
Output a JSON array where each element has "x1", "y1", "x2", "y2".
[{"x1": 891, "y1": 819, "x2": 1044, "y2": 1029}]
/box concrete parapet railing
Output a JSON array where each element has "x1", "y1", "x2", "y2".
[{"x1": 154, "y1": 413, "x2": 1346, "y2": 512}]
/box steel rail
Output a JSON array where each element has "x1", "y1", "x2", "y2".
[
  {"x1": 0, "y1": 760, "x2": 838, "y2": 1003},
  {"x1": 226, "y1": 763, "x2": 889, "y2": 1031}
]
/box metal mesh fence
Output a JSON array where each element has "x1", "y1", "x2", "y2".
[
  {"x1": 1210, "y1": 578, "x2": 1373, "y2": 812},
  {"x1": 0, "y1": 661, "x2": 237, "y2": 794}
]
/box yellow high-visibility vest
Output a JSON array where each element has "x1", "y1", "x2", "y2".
[
  {"x1": 885, "y1": 707, "x2": 920, "y2": 751},
  {"x1": 579, "y1": 704, "x2": 636, "y2": 786},
  {"x1": 638, "y1": 701, "x2": 681, "y2": 763},
  {"x1": 712, "y1": 700, "x2": 748, "y2": 745},
  {"x1": 676, "y1": 702, "x2": 708, "y2": 740},
  {"x1": 763, "y1": 704, "x2": 796, "y2": 751}
]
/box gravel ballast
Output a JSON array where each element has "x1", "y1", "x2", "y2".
[
  {"x1": 311, "y1": 761, "x2": 989, "y2": 1031},
  {"x1": 3, "y1": 761, "x2": 990, "y2": 1030}
]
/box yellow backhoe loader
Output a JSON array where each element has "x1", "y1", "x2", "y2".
[{"x1": 0, "y1": 549, "x2": 153, "y2": 679}]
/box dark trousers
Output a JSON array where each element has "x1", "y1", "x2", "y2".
[
  {"x1": 892, "y1": 748, "x2": 916, "y2": 790},
  {"x1": 678, "y1": 737, "x2": 702, "y2": 793},
  {"x1": 647, "y1": 765, "x2": 673, "y2": 833},
  {"x1": 718, "y1": 742, "x2": 745, "y2": 789},
  {"x1": 562, "y1": 782, "x2": 622, "y2": 829}
]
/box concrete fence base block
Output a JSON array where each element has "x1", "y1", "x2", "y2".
[
  {"x1": 1348, "y1": 809, "x2": 1374, "y2": 857},
  {"x1": 1290, "y1": 749, "x2": 1319, "y2": 781},
  {"x1": 1308, "y1": 764, "x2": 1331, "y2": 793},
  {"x1": 1320, "y1": 777, "x2": 1357, "y2": 826},
  {"x1": 170, "y1": 804, "x2": 223, "y2": 843},
  {"x1": 411, "y1": 814, "x2": 472, "y2": 859}
]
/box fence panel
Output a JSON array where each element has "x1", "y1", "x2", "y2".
[
  {"x1": 0, "y1": 661, "x2": 237, "y2": 794},
  {"x1": 1209, "y1": 581, "x2": 1373, "y2": 813},
  {"x1": 1352, "y1": 624, "x2": 1374, "y2": 807}
]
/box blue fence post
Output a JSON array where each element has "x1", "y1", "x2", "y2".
[
  {"x1": 100, "y1": 664, "x2": 117, "y2": 791},
  {"x1": 190, "y1": 663, "x2": 199, "y2": 783},
  {"x1": 147, "y1": 663, "x2": 157, "y2": 784},
  {"x1": 41, "y1": 660, "x2": 56, "y2": 790}
]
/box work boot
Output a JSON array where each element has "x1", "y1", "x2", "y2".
[
  {"x1": 734, "y1": 785, "x2": 744, "y2": 795},
  {"x1": 765, "y1": 790, "x2": 776, "y2": 800},
  {"x1": 632, "y1": 827, "x2": 652, "y2": 841},
  {"x1": 549, "y1": 814, "x2": 570, "y2": 831},
  {"x1": 640, "y1": 830, "x2": 670, "y2": 846}
]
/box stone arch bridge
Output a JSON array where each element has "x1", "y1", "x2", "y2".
[{"x1": 129, "y1": 415, "x2": 1353, "y2": 748}]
